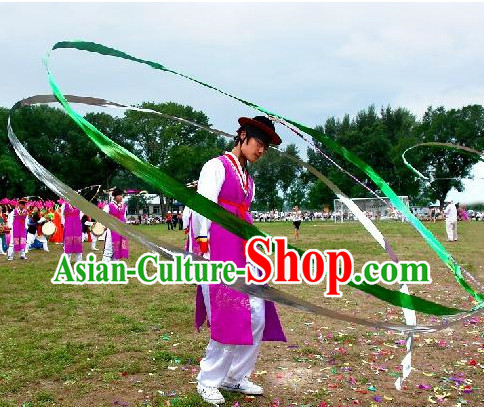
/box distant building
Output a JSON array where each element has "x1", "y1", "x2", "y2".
[{"x1": 126, "y1": 194, "x2": 161, "y2": 216}]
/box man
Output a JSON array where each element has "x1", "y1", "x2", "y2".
[
  {"x1": 292, "y1": 205, "x2": 302, "y2": 240},
  {"x1": 35, "y1": 209, "x2": 50, "y2": 252},
  {"x1": 7, "y1": 198, "x2": 28, "y2": 260},
  {"x1": 191, "y1": 116, "x2": 286, "y2": 404},
  {"x1": 102, "y1": 188, "x2": 129, "y2": 261},
  {"x1": 444, "y1": 200, "x2": 458, "y2": 241},
  {"x1": 171, "y1": 211, "x2": 178, "y2": 230},
  {"x1": 165, "y1": 211, "x2": 173, "y2": 230}
]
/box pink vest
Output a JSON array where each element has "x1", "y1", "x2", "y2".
[
  {"x1": 12, "y1": 208, "x2": 28, "y2": 251},
  {"x1": 194, "y1": 155, "x2": 286, "y2": 345},
  {"x1": 64, "y1": 204, "x2": 83, "y2": 254},
  {"x1": 108, "y1": 202, "x2": 129, "y2": 259}
]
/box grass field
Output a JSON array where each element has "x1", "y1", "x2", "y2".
[{"x1": 0, "y1": 220, "x2": 482, "y2": 406}]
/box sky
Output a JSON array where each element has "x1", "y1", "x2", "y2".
[{"x1": 1, "y1": 1, "x2": 483, "y2": 204}]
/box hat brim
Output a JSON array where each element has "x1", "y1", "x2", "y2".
[{"x1": 238, "y1": 117, "x2": 281, "y2": 146}]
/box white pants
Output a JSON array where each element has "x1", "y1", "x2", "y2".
[
  {"x1": 446, "y1": 221, "x2": 458, "y2": 241},
  {"x1": 102, "y1": 230, "x2": 113, "y2": 261},
  {"x1": 25, "y1": 232, "x2": 36, "y2": 253},
  {"x1": 197, "y1": 285, "x2": 265, "y2": 388},
  {"x1": 37, "y1": 234, "x2": 49, "y2": 251},
  {"x1": 65, "y1": 252, "x2": 82, "y2": 262},
  {"x1": 7, "y1": 245, "x2": 26, "y2": 259},
  {"x1": 7, "y1": 229, "x2": 26, "y2": 259}
]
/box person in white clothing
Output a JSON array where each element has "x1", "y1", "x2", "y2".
[
  {"x1": 443, "y1": 201, "x2": 458, "y2": 241},
  {"x1": 292, "y1": 205, "x2": 302, "y2": 240}
]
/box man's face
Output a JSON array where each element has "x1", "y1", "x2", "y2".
[
  {"x1": 240, "y1": 133, "x2": 268, "y2": 163},
  {"x1": 114, "y1": 194, "x2": 123, "y2": 203}
]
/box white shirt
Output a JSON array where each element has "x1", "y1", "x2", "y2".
[
  {"x1": 7, "y1": 210, "x2": 14, "y2": 229},
  {"x1": 444, "y1": 203, "x2": 457, "y2": 222},
  {"x1": 182, "y1": 206, "x2": 192, "y2": 230}
]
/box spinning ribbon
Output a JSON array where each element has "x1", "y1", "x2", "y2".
[
  {"x1": 44, "y1": 40, "x2": 483, "y2": 304},
  {"x1": 402, "y1": 142, "x2": 484, "y2": 181},
  {"x1": 7, "y1": 41, "x2": 484, "y2": 390}
]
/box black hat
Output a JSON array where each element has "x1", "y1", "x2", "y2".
[
  {"x1": 112, "y1": 188, "x2": 124, "y2": 197},
  {"x1": 18, "y1": 197, "x2": 28, "y2": 204},
  {"x1": 238, "y1": 116, "x2": 281, "y2": 146}
]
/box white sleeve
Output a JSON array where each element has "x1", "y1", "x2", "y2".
[
  {"x1": 103, "y1": 204, "x2": 110, "y2": 214},
  {"x1": 7, "y1": 210, "x2": 14, "y2": 228},
  {"x1": 192, "y1": 158, "x2": 225, "y2": 238},
  {"x1": 60, "y1": 204, "x2": 65, "y2": 225},
  {"x1": 182, "y1": 206, "x2": 191, "y2": 229}
]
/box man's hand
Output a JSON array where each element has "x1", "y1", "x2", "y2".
[{"x1": 196, "y1": 236, "x2": 208, "y2": 254}]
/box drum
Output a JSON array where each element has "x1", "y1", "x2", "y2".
[
  {"x1": 91, "y1": 222, "x2": 106, "y2": 237},
  {"x1": 41, "y1": 221, "x2": 57, "y2": 238}
]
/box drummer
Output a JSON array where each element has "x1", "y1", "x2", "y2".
[
  {"x1": 82, "y1": 206, "x2": 99, "y2": 252},
  {"x1": 36, "y1": 209, "x2": 50, "y2": 252},
  {"x1": 25, "y1": 206, "x2": 39, "y2": 252}
]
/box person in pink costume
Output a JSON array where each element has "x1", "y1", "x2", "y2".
[
  {"x1": 102, "y1": 188, "x2": 129, "y2": 261},
  {"x1": 61, "y1": 201, "x2": 83, "y2": 262},
  {"x1": 7, "y1": 198, "x2": 28, "y2": 260},
  {"x1": 191, "y1": 116, "x2": 286, "y2": 404}
]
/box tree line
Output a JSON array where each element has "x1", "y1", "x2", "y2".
[{"x1": 1, "y1": 102, "x2": 483, "y2": 210}]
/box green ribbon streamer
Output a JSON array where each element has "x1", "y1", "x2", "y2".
[
  {"x1": 43, "y1": 41, "x2": 482, "y2": 314},
  {"x1": 13, "y1": 94, "x2": 476, "y2": 333},
  {"x1": 402, "y1": 142, "x2": 484, "y2": 180}
]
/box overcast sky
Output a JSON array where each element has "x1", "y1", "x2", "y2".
[{"x1": 1, "y1": 2, "x2": 483, "y2": 203}]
